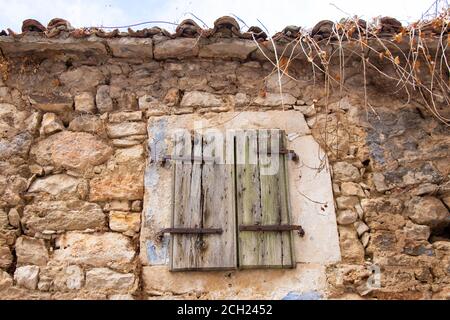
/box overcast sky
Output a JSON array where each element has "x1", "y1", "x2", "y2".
[{"x1": 0, "y1": 0, "x2": 440, "y2": 34}]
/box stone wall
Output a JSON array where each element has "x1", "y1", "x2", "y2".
[{"x1": 0, "y1": 29, "x2": 449, "y2": 299}]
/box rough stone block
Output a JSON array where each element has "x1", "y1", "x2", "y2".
[
  {"x1": 96, "y1": 85, "x2": 114, "y2": 113},
  {"x1": 68, "y1": 115, "x2": 103, "y2": 134},
  {"x1": 0, "y1": 244, "x2": 12, "y2": 270},
  {"x1": 254, "y1": 93, "x2": 297, "y2": 107},
  {"x1": 22, "y1": 200, "x2": 106, "y2": 234},
  {"x1": 199, "y1": 39, "x2": 257, "y2": 60},
  {"x1": 85, "y1": 268, "x2": 136, "y2": 291},
  {"x1": 30, "y1": 131, "x2": 113, "y2": 171},
  {"x1": 338, "y1": 226, "x2": 365, "y2": 264},
  {"x1": 154, "y1": 38, "x2": 199, "y2": 60},
  {"x1": 28, "y1": 174, "x2": 80, "y2": 197},
  {"x1": 29, "y1": 94, "x2": 73, "y2": 113},
  {"x1": 109, "y1": 211, "x2": 141, "y2": 236},
  {"x1": 74, "y1": 92, "x2": 96, "y2": 113},
  {"x1": 53, "y1": 232, "x2": 136, "y2": 272},
  {"x1": 14, "y1": 265, "x2": 40, "y2": 290},
  {"x1": 16, "y1": 236, "x2": 49, "y2": 266},
  {"x1": 407, "y1": 196, "x2": 449, "y2": 230},
  {"x1": 333, "y1": 162, "x2": 361, "y2": 182},
  {"x1": 180, "y1": 91, "x2": 223, "y2": 108},
  {"x1": 109, "y1": 111, "x2": 143, "y2": 123},
  {"x1": 40, "y1": 113, "x2": 64, "y2": 136},
  {"x1": 106, "y1": 122, "x2": 147, "y2": 138},
  {"x1": 108, "y1": 38, "x2": 153, "y2": 59}
]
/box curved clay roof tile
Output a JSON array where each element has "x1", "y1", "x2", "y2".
[
  {"x1": 378, "y1": 16, "x2": 403, "y2": 34},
  {"x1": 243, "y1": 26, "x2": 267, "y2": 40},
  {"x1": 175, "y1": 19, "x2": 202, "y2": 37},
  {"x1": 282, "y1": 25, "x2": 301, "y2": 37},
  {"x1": 311, "y1": 20, "x2": 334, "y2": 36},
  {"x1": 70, "y1": 28, "x2": 91, "y2": 39},
  {"x1": 21, "y1": 19, "x2": 46, "y2": 33},
  {"x1": 213, "y1": 16, "x2": 240, "y2": 30},
  {"x1": 209, "y1": 15, "x2": 242, "y2": 37},
  {"x1": 127, "y1": 26, "x2": 171, "y2": 38},
  {"x1": 95, "y1": 29, "x2": 120, "y2": 38},
  {"x1": 47, "y1": 18, "x2": 73, "y2": 31},
  {"x1": 357, "y1": 19, "x2": 367, "y2": 30}
]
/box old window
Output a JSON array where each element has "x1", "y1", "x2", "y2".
[{"x1": 165, "y1": 129, "x2": 298, "y2": 271}]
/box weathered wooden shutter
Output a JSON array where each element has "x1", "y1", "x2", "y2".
[
  {"x1": 235, "y1": 129, "x2": 295, "y2": 269},
  {"x1": 170, "y1": 131, "x2": 237, "y2": 271}
]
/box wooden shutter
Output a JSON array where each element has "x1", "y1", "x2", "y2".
[
  {"x1": 235, "y1": 129, "x2": 295, "y2": 269},
  {"x1": 170, "y1": 131, "x2": 237, "y2": 271}
]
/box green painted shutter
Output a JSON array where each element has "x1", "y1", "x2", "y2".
[{"x1": 235, "y1": 129, "x2": 295, "y2": 268}]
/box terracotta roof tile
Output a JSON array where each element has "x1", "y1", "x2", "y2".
[{"x1": 0, "y1": 14, "x2": 448, "y2": 42}]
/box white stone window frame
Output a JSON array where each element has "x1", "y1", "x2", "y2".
[{"x1": 141, "y1": 110, "x2": 341, "y2": 268}]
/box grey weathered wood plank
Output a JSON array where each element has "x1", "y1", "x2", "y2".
[
  {"x1": 171, "y1": 131, "x2": 236, "y2": 271},
  {"x1": 200, "y1": 131, "x2": 236, "y2": 269},
  {"x1": 236, "y1": 129, "x2": 294, "y2": 269},
  {"x1": 277, "y1": 131, "x2": 295, "y2": 267},
  {"x1": 259, "y1": 129, "x2": 283, "y2": 267},
  {"x1": 171, "y1": 131, "x2": 202, "y2": 270},
  {"x1": 235, "y1": 130, "x2": 262, "y2": 268}
]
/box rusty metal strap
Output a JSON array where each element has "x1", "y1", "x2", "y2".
[
  {"x1": 162, "y1": 155, "x2": 217, "y2": 163},
  {"x1": 265, "y1": 149, "x2": 294, "y2": 155},
  {"x1": 239, "y1": 224, "x2": 305, "y2": 237},
  {"x1": 265, "y1": 149, "x2": 299, "y2": 161},
  {"x1": 158, "y1": 228, "x2": 223, "y2": 235}
]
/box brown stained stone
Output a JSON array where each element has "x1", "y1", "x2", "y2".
[
  {"x1": 340, "y1": 182, "x2": 365, "y2": 197},
  {"x1": 199, "y1": 39, "x2": 257, "y2": 60},
  {"x1": 53, "y1": 232, "x2": 136, "y2": 272},
  {"x1": 74, "y1": 92, "x2": 96, "y2": 113},
  {"x1": 338, "y1": 225, "x2": 365, "y2": 264},
  {"x1": 336, "y1": 210, "x2": 358, "y2": 225},
  {"x1": 406, "y1": 196, "x2": 449, "y2": 230},
  {"x1": 30, "y1": 131, "x2": 113, "y2": 172},
  {"x1": 68, "y1": 115, "x2": 104, "y2": 134},
  {"x1": 109, "y1": 111, "x2": 143, "y2": 123},
  {"x1": 89, "y1": 165, "x2": 144, "y2": 202},
  {"x1": 108, "y1": 38, "x2": 153, "y2": 59},
  {"x1": 28, "y1": 174, "x2": 80, "y2": 197},
  {"x1": 0, "y1": 270, "x2": 13, "y2": 290},
  {"x1": 29, "y1": 94, "x2": 73, "y2": 113},
  {"x1": 60, "y1": 66, "x2": 105, "y2": 93},
  {"x1": 163, "y1": 88, "x2": 181, "y2": 107},
  {"x1": 40, "y1": 113, "x2": 64, "y2": 136},
  {"x1": 15, "y1": 236, "x2": 49, "y2": 266},
  {"x1": 0, "y1": 244, "x2": 13, "y2": 270},
  {"x1": 154, "y1": 38, "x2": 199, "y2": 60},
  {"x1": 14, "y1": 266, "x2": 40, "y2": 290},
  {"x1": 22, "y1": 200, "x2": 106, "y2": 234},
  {"x1": 333, "y1": 162, "x2": 361, "y2": 182},
  {"x1": 96, "y1": 85, "x2": 114, "y2": 113},
  {"x1": 109, "y1": 211, "x2": 141, "y2": 236},
  {"x1": 180, "y1": 91, "x2": 223, "y2": 108},
  {"x1": 85, "y1": 268, "x2": 136, "y2": 292},
  {"x1": 106, "y1": 122, "x2": 147, "y2": 138}
]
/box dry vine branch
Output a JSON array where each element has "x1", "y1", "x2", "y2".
[{"x1": 249, "y1": 6, "x2": 449, "y2": 183}]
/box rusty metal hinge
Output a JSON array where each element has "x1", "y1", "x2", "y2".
[
  {"x1": 239, "y1": 224, "x2": 305, "y2": 237},
  {"x1": 157, "y1": 227, "x2": 223, "y2": 240},
  {"x1": 265, "y1": 149, "x2": 299, "y2": 161},
  {"x1": 161, "y1": 155, "x2": 217, "y2": 165}
]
